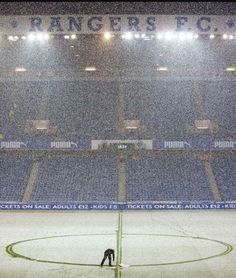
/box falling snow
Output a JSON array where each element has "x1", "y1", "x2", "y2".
[{"x1": 0, "y1": 3, "x2": 235, "y2": 277}]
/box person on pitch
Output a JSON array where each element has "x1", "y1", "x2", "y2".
[{"x1": 100, "y1": 248, "x2": 115, "y2": 267}]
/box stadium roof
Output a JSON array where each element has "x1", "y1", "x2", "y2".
[
  {"x1": 0, "y1": 2, "x2": 235, "y2": 82},
  {"x1": 0, "y1": 2, "x2": 235, "y2": 15}
]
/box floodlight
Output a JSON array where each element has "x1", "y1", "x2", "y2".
[
  {"x1": 222, "y1": 34, "x2": 228, "y2": 40},
  {"x1": 85, "y1": 66, "x2": 96, "y2": 72},
  {"x1": 157, "y1": 67, "x2": 168, "y2": 71},
  {"x1": 164, "y1": 32, "x2": 174, "y2": 41},
  {"x1": 122, "y1": 32, "x2": 133, "y2": 40},
  {"x1": 15, "y1": 67, "x2": 26, "y2": 72},
  {"x1": 8, "y1": 35, "x2": 18, "y2": 41},
  {"x1": 43, "y1": 33, "x2": 50, "y2": 40},
  {"x1": 36, "y1": 33, "x2": 43, "y2": 41},
  {"x1": 104, "y1": 32, "x2": 111, "y2": 40},
  {"x1": 156, "y1": 33, "x2": 163, "y2": 40},
  {"x1": 186, "y1": 32, "x2": 193, "y2": 40},
  {"x1": 71, "y1": 34, "x2": 77, "y2": 39},
  {"x1": 28, "y1": 33, "x2": 36, "y2": 41},
  {"x1": 209, "y1": 34, "x2": 215, "y2": 39},
  {"x1": 126, "y1": 32, "x2": 133, "y2": 39},
  {"x1": 173, "y1": 33, "x2": 178, "y2": 40},
  {"x1": 226, "y1": 67, "x2": 236, "y2": 72},
  {"x1": 64, "y1": 35, "x2": 70, "y2": 39},
  {"x1": 178, "y1": 32, "x2": 186, "y2": 40}
]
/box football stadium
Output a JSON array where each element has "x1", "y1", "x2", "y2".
[{"x1": 0, "y1": 2, "x2": 235, "y2": 277}]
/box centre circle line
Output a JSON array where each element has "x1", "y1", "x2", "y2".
[{"x1": 5, "y1": 233, "x2": 233, "y2": 268}]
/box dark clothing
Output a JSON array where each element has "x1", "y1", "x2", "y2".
[{"x1": 100, "y1": 249, "x2": 115, "y2": 266}]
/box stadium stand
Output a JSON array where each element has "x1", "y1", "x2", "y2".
[
  {"x1": 0, "y1": 156, "x2": 32, "y2": 201},
  {"x1": 46, "y1": 81, "x2": 119, "y2": 139},
  {"x1": 30, "y1": 155, "x2": 118, "y2": 202},
  {"x1": 211, "y1": 154, "x2": 236, "y2": 201},
  {"x1": 124, "y1": 81, "x2": 196, "y2": 139},
  {"x1": 0, "y1": 82, "x2": 43, "y2": 140},
  {"x1": 0, "y1": 27, "x2": 235, "y2": 206},
  {"x1": 0, "y1": 153, "x2": 235, "y2": 203},
  {"x1": 126, "y1": 154, "x2": 213, "y2": 202},
  {"x1": 202, "y1": 81, "x2": 236, "y2": 138},
  {"x1": 0, "y1": 80, "x2": 235, "y2": 140}
]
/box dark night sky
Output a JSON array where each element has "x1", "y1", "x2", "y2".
[{"x1": 0, "y1": 2, "x2": 235, "y2": 15}]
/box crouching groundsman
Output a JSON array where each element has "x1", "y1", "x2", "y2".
[{"x1": 100, "y1": 248, "x2": 115, "y2": 267}]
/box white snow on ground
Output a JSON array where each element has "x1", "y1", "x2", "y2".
[{"x1": 0, "y1": 210, "x2": 235, "y2": 278}]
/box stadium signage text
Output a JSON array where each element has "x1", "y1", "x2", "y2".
[
  {"x1": 0, "y1": 140, "x2": 236, "y2": 150},
  {"x1": 0, "y1": 141, "x2": 27, "y2": 149},
  {"x1": 51, "y1": 141, "x2": 78, "y2": 149},
  {"x1": 0, "y1": 202, "x2": 235, "y2": 210},
  {"x1": 164, "y1": 141, "x2": 191, "y2": 149},
  {"x1": 0, "y1": 15, "x2": 235, "y2": 34},
  {"x1": 214, "y1": 141, "x2": 236, "y2": 148}
]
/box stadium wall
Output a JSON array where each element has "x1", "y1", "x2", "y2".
[{"x1": 0, "y1": 202, "x2": 236, "y2": 211}]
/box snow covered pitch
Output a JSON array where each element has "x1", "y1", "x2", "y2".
[{"x1": 0, "y1": 210, "x2": 235, "y2": 277}]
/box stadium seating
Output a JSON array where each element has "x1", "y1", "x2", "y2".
[
  {"x1": 0, "y1": 153, "x2": 235, "y2": 203},
  {"x1": 0, "y1": 156, "x2": 32, "y2": 201},
  {"x1": 0, "y1": 82, "x2": 43, "y2": 139},
  {"x1": 0, "y1": 23, "x2": 235, "y2": 206},
  {"x1": 0, "y1": 80, "x2": 235, "y2": 140},
  {"x1": 211, "y1": 155, "x2": 236, "y2": 201},
  {"x1": 124, "y1": 81, "x2": 197, "y2": 139},
  {"x1": 30, "y1": 155, "x2": 118, "y2": 202},
  {"x1": 0, "y1": 78, "x2": 235, "y2": 204},
  {"x1": 126, "y1": 154, "x2": 213, "y2": 201},
  {"x1": 201, "y1": 81, "x2": 236, "y2": 138},
  {"x1": 45, "y1": 81, "x2": 119, "y2": 139}
]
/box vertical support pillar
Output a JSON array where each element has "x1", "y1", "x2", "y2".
[
  {"x1": 204, "y1": 160, "x2": 222, "y2": 202},
  {"x1": 117, "y1": 156, "x2": 126, "y2": 202},
  {"x1": 22, "y1": 161, "x2": 41, "y2": 202},
  {"x1": 117, "y1": 82, "x2": 125, "y2": 132}
]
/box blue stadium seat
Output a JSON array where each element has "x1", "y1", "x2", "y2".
[
  {"x1": 0, "y1": 156, "x2": 32, "y2": 201},
  {"x1": 30, "y1": 155, "x2": 118, "y2": 202},
  {"x1": 126, "y1": 154, "x2": 213, "y2": 201},
  {"x1": 211, "y1": 155, "x2": 236, "y2": 201},
  {"x1": 0, "y1": 80, "x2": 235, "y2": 140}
]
